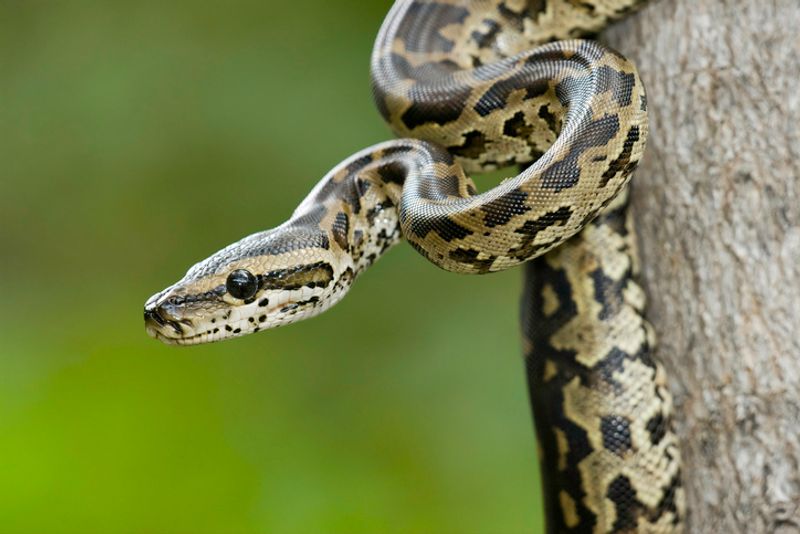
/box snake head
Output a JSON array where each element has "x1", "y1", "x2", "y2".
[{"x1": 144, "y1": 226, "x2": 345, "y2": 345}]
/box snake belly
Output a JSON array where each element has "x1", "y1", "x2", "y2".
[{"x1": 144, "y1": 0, "x2": 684, "y2": 532}]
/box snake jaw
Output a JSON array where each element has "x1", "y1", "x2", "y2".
[{"x1": 144, "y1": 291, "x2": 339, "y2": 346}]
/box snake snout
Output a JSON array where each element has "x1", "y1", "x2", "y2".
[
  {"x1": 143, "y1": 306, "x2": 168, "y2": 327},
  {"x1": 144, "y1": 301, "x2": 185, "y2": 337},
  {"x1": 144, "y1": 306, "x2": 159, "y2": 324}
]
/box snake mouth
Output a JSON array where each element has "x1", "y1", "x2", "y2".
[
  {"x1": 144, "y1": 306, "x2": 186, "y2": 337},
  {"x1": 148, "y1": 329, "x2": 202, "y2": 346},
  {"x1": 147, "y1": 323, "x2": 231, "y2": 346}
]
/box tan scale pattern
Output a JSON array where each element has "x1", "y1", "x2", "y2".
[{"x1": 524, "y1": 191, "x2": 684, "y2": 532}]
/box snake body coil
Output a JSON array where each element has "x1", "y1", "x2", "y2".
[{"x1": 145, "y1": 1, "x2": 684, "y2": 531}]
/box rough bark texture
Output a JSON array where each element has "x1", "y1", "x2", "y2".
[{"x1": 602, "y1": 1, "x2": 800, "y2": 532}]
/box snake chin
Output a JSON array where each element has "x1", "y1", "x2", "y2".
[{"x1": 146, "y1": 328, "x2": 220, "y2": 347}]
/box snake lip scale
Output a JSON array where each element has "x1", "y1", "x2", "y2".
[{"x1": 145, "y1": 1, "x2": 684, "y2": 531}]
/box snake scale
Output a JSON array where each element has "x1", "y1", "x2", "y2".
[{"x1": 145, "y1": 1, "x2": 685, "y2": 531}]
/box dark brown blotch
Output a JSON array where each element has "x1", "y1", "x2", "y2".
[
  {"x1": 259, "y1": 261, "x2": 334, "y2": 291},
  {"x1": 376, "y1": 160, "x2": 407, "y2": 186},
  {"x1": 503, "y1": 111, "x2": 533, "y2": 138},
  {"x1": 509, "y1": 206, "x2": 572, "y2": 259},
  {"x1": 450, "y1": 130, "x2": 487, "y2": 159},
  {"x1": 590, "y1": 267, "x2": 626, "y2": 320},
  {"x1": 474, "y1": 74, "x2": 551, "y2": 117},
  {"x1": 481, "y1": 188, "x2": 531, "y2": 227},
  {"x1": 403, "y1": 211, "x2": 474, "y2": 242},
  {"x1": 469, "y1": 18, "x2": 500, "y2": 50},
  {"x1": 606, "y1": 475, "x2": 644, "y2": 532},
  {"x1": 448, "y1": 247, "x2": 496, "y2": 273},
  {"x1": 331, "y1": 211, "x2": 350, "y2": 250},
  {"x1": 600, "y1": 415, "x2": 633, "y2": 455},
  {"x1": 600, "y1": 125, "x2": 640, "y2": 187},
  {"x1": 402, "y1": 81, "x2": 472, "y2": 129},
  {"x1": 646, "y1": 413, "x2": 667, "y2": 445},
  {"x1": 540, "y1": 114, "x2": 620, "y2": 191}
]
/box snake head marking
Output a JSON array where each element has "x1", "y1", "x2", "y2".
[{"x1": 144, "y1": 228, "x2": 344, "y2": 345}]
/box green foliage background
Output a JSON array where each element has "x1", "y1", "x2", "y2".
[{"x1": 1, "y1": 1, "x2": 543, "y2": 532}]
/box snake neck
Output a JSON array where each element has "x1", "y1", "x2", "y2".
[
  {"x1": 374, "y1": 0, "x2": 649, "y2": 73},
  {"x1": 285, "y1": 139, "x2": 469, "y2": 279}
]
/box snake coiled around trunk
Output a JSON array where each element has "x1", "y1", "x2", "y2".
[{"x1": 145, "y1": 1, "x2": 684, "y2": 531}]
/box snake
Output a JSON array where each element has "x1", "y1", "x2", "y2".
[{"x1": 144, "y1": 0, "x2": 685, "y2": 531}]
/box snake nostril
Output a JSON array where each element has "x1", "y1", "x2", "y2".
[
  {"x1": 144, "y1": 305, "x2": 186, "y2": 336},
  {"x1": 144, "y1": 307, "x2": 167, "y2": 327}
]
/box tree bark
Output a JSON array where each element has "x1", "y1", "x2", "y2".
[{"x1": 602, "y1": 1, "x2": 800, "y2": 531}]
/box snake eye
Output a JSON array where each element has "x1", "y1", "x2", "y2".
[{"x1": 226, "y1": 269, "x2": 259, "y2": 300}]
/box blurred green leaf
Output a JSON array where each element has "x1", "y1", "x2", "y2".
[{"x1": 0, "y1": 1, "x2": 543, "y2": 532}]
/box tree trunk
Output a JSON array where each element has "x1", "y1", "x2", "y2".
[{"x1": 602, "y1": 1, "x2": 800, "y2": 531}]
